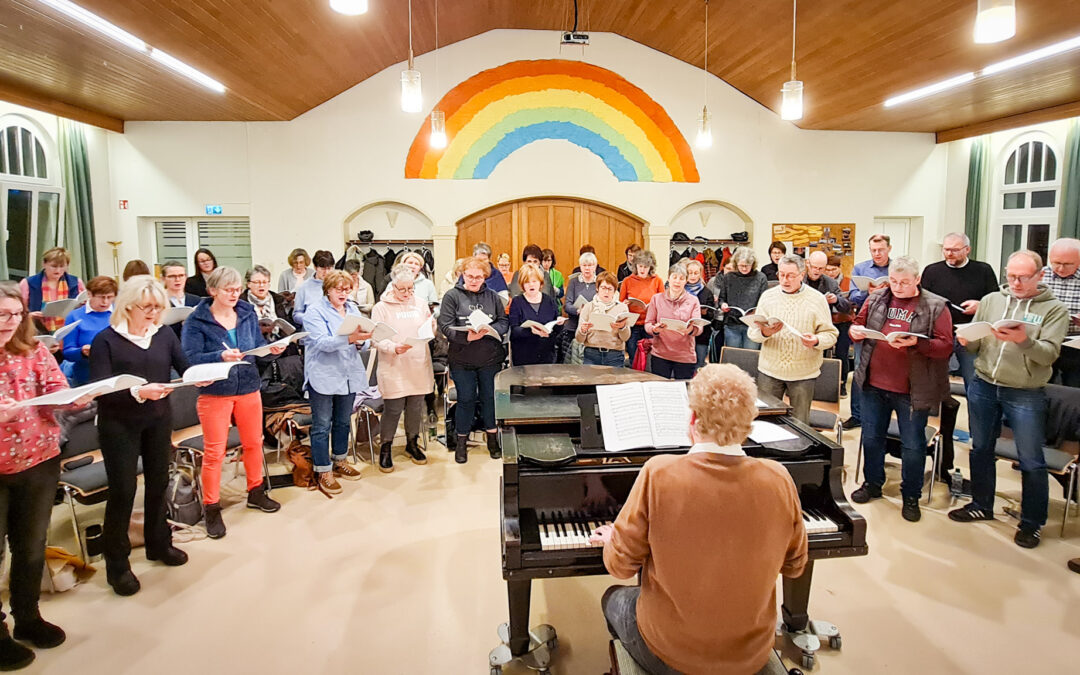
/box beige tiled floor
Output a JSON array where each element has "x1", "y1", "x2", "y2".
[{"x1": 25, "y1": 397, "x2": 1080, "y2": 674}]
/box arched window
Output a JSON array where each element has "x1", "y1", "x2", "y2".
[
  {"x1": 0, "y1": 119, "x2": 50, "y2": 181},
  {"x1": 1, "y1": 115, "x2": 63, "y2": 280},
  {"x1": 990, "y1": 134, "x2": 1061, "y2": 277}
]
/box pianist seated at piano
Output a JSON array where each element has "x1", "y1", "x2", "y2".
[
  {"x1": 576, "y1": 271, "x2": 631, "y2": 367},
  {"x1": 590, "y1": 364, "x2": 808, "y2": 675}
]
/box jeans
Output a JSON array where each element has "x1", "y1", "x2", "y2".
[
  {"x1": 450, "y1": 364, "x2": 499, "y2": 433},
  {"x1": 602, "y1": 586, "x2": 683, "y2": 675},
  {"x1": 309, "y1": 390, "x2": 357, "y2": 472},
  {"x1": 380, "y1": 394, "x2": 425, "y2": 441},
  {"x1": 650, "y1": 355, "x2": 697, "y2": 380},
  {"x1": 694, "y1": 342, "x2": 708, "y2": 369},
  {"x1": 834, "y1": 322, "x2": 851, "y2": 385},
  {"x1": 953, "y1": 338, "x2": 977, "y2": 392},
  {"x1": 0, "y1": 456, "x2": 59, "y2": 625},
  {"x1": 849, "y1": 342, "x2": 863, "y2": 421},
  {"x1": 723, "y1": 324, "x2": 758, "y2": 350},
  {"x1": 626, "y1": 325, "x2": 649, "y2": 364},
  {"x1": 196, "y1": 391, "x2": 265, "y2": 504},
  {"x1": 859, "y1": 385, "x2": 930, "y2": 498},
  {"x1": 584, "y1": 346, "x2": 625, "y2": 367},
  {"x1": 1051, "y1": 342, "x2": 1080, "y2": 387},
  {"x1": 967, "y1": 376, "x2": 1048, "y2": 530},
  {"x1": 757, "y1": 373, "x2": 815, "y2": 424},
  {"x1": 100, "y1": 415, "x2": 173, "y2": 573}
]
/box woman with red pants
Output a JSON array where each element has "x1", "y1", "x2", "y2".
[{"x1": 182, "y1": 267, "x2": 285, "y2": 538}]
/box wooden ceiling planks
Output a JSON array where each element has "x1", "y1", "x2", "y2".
[{"x1": 0, "y1": 0, "x2": 1077, "y2": 139}]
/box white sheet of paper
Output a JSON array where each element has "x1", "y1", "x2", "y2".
[
  {"x1": 642, "y1": 381, "x2": 692, "y2": 448},
  {"x1": 851, "y1": 276, "x2": 887, "y2": 292},
  {"x1": 242, "y1": 332, "x2": 309, "y2": 357},
  {"x1": 749, "y1": 420, "x2": 799, "y2": 443},
  {"x1": 41, "y1": 298, "x2": 81, "y2": 318},
  {"x1": 336, "y1": 314, "x2": 378, "y2": 336},
  {"x1": 14, "y1": 374, "x2": 147, "y2": 407},
  {"x1": 596, "y1": 383, "x2": 655, "y2": 452},
  {"x1": 467, "y1": 308, "x2": 493, "y2": 330},
  {"x1": 162, "y1": 305, "x2": 195, "y2": 326},
  {"x1": 163, "y1": 361, "x2": 251, "y2": 389},
  {"x1": 1064, "y1": 336, "x2": 1080, "y2": 350}
]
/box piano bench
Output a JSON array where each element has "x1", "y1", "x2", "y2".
[{"x1": 607, "y1": 640, "x2": 789, "y2": 675}]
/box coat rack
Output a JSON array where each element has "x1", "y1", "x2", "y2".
[
  {"x1": 669, "y1": 237, "x2": 749, "y2": 249},
  {"x1": 345, "y1": 238, "x2": 434, "y2": 247}
]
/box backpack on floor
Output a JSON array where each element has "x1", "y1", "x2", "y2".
[
  {"x1": 285, "y1": 440, "x2": 334, "y2": 499},
  {"x1": 166, "y1": 465, "x2": 203, "y2": 527}
]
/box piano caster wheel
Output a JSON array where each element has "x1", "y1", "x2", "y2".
[
  {"x1": 829, "y1": 635, "x2": 842, "y2": 650},
  {"x1": 490, "y1": 668, "x2": 502, "y2": 675},
  {"x1": 801, "y1": 653, "x2": 815, "y2": 670}
]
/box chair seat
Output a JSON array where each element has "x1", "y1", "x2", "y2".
[
  {"x1": 447, "y1": 386, "x2": 457, "y2": 403},
  {"x1": 177, "y1": 427, "x2": 242, "y2": 453},
  {"x1": 995, "y1": 437, "x2": 1078, "y2": 473},
  {"x1": 290, "y1": 413, "x2": 312, "y2": 427},
  {"x1": 808, "y1": 408, "x2": 838, "y2": 430},
  {"x1": 359, "y1": 398, "x2": 384, "y2": 414},
  {"x1": 950, "y1": 380, "x2": 966, "y2": 397},
  {"x1": 610, "y1": 640, "x2": 786, "y2": 675},
  {"x1": 60, "y1": 457, "x2": 143, "y2": 498}
]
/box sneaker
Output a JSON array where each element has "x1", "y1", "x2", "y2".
[
  {"x1": 12, "y1": 619, "x2": 65, "y2": 649},
  {"x1": 378, "y1": 442, "x2": 394, "y2": 473},
  {"x1": 1014, "y1": 525, "x2": 1041, "y2": 549},
  {"x1": 841, "y1": 417, "x2": 861, "y2": 430},
  {"x1": 948, "y1": 503, "x2": 994, "y2": 523},
  {"x1": 247, "y1": 484, "x2": 282, "y2": 512},
  {"x1": 486, "y1": 431, "x2": 502, "y2": 459},
  {"x1": 0, "y1": 635, "x2": 34, "y2": 671},
  {"x1": 901, "y1": 497, "x2": 922, "y2": 522},
  {"x1": 1068, "y1": 558, "x2": 1080, "y2": 574},
  {"x1": 850, "y1": 483, "x2": 882, "y2": 504},
  {"x1": 106, "y1": 569, "x2": 141, "y2": 597},
  {"x1": 146, "y1": 546, "x2": 188, "y2": 567},
  {"x1": 315, "y1": 471, "x2": 342, "y2": 495},
  {"x1": 455, "y1": 435, "x2": 469, "y2": 464},
  {"x1": 404, "y1": 436, "x2": 427, "y2": 465},
  {"x1": 952, "y1": 429, "x2": 971, "y2": 443},
  {"x1": 204, "y1": 502, "x2": 226, "y2": 539},
  {"x1": 333, "y1": 461, "x2": 363, "y2": 481}
]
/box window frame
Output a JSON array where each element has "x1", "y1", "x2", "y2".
[{"x1": 989, "y1": 132, "x2": 1062, "y2": 277}]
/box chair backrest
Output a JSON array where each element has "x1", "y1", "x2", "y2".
[
  {"x1": 719, "y1": 346, "x2": 760, "y2": 379},
  {"x1": 360, "y1": 347, "x2": 378, "y2": 387},
  {"x1": 813, "y1": 357, "x2": 841, "y2": 403},
  {"x1": 169, "y1": 385, "x2": 202, "y2": 430},
  {"x1": 60, "y1": 418, "x2": 99, "y2": 459}
]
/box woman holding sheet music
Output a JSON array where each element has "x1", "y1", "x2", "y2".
[
  {"x1": 302, "y1": 270, "x2": 372, "y2": 491},
  {"x1": 89, "y1": 275, "x2": 195, "y2": 596},
  {"x1": 182, "y1": 267, "x2": 284, "y2": 538},
  {"x1": 18, "y1": 247, "x2": 85, "y2": 333},
  {"x1": 708, "y1": 246, "x2": 768, "y2": 350},
  {"x1": 644, "y1": 263, "x2": 702, "y2": 380},
  {"x1": 577, "y1": 271, "x2": 631, "y2": 367},
  {"x1": 371, "y1": 266, "x2": 435, "y2": 472},
  {"x1": 437, "y1": 256, "x2": 509, "y2": 464},
  {"x1": 0, "y1": 282, "x2": 86, "y2": 667},
  {"x1": 62, "y1": 275, "x2": 117, "y2": 386},
  {"x1": 508, "y1": 264, "x2": 561, "y2": 366}
]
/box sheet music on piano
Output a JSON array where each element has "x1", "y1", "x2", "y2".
[{"x1": 595, "y1": 381, "x2": 691, "y2": 452}]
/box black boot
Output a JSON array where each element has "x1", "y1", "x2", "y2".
[
  {"x1": 486, "y1": 431, "x2": 501, "y2": 459},
  {"x1": 246, "y1": 484, "x2": 281, "y2": 513},
  {"x1": 0, "y1": 626, "x2": 33, "y2": 671},
  {"x1": 12, "y1": 619, "x2": 65, "y2": 649},
  {"x1": 404, "y1": 436, "x2": 427, "y2": 465},
  {"x1": 378, "y1": 442, "x2": 394, "y2": 473},
  {"x1": 455, "y1": 435, "x2": 469, "y2": 464},
  {"x1": 203, "y1": 502, "x2": 226, "y2": 539},
  {"x1": 106, "y1": 569, "x2": 141, "y2": 596}
]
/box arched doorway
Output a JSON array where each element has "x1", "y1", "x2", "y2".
[{"x1": 456, "y1": 198, "x2": 645, "y2": 274}]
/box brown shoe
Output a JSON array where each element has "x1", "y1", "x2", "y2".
[
  {"x1": 333, "y1": 461, "x2": 363, "y2": 481},
  {"x1": 317, "y1": 470, "x2": 342, "y2": 494}
]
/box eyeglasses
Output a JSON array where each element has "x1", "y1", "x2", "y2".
[
  {"x1": 393, "y1": 286, "x2": 415, "y2": 294},
  {"x1": 0, "y1": 310, "x2": 24, "y2": 323},
  {"x1": 134, "y1": 303, "x2": 163, "y2": 313},
  {"x1": 164, "y1": 274, "x2": 186, "y2": 280},
  {"x1": 777, "y1": 272, "x2": 801, "y2": 280},
  {"x1": 1006, "y1": 273, "x2": 1037, "y2": 283},
  {"x1": 219, "y1": 287, "x2": 243, "y2": 295},
  {"x1": 889, "y1": 278, "x2": 917, "y2": 289},
  {"x1": 249, "y1": 280, "x2": 270, "y2": 286},
  {"x1": 92, "y1": 294, "x2": 116, "y2": 302},
  {"x1": 462, "y1": 274, "x2": 486, "y2": 282},
  {"x1": 942, "y1": 247, "x2": 968, "y2": 254}
]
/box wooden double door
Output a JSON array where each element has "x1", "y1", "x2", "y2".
[{"x1": 456, "y1": 198, "x2": 644, "y2": 276}]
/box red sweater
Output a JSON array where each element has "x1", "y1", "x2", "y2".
[
  {"x1": 620, "y1": 275, "x2": 665, "y2": 326},
  {"x1": 0, "y1": 343, "x2": 69, "y2": 474}
]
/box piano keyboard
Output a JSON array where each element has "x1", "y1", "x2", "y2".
[{"x1": 533, "y1": 508, "x2": 838, "y2": 551}]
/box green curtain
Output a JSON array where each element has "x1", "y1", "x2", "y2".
[
  {"x1": 57, "y1": 120, "x2": 98, "y2": 278},
  {"x1": 1060, "y1": 118, "x2": 1080, "y2": 240},
  {"x1": 964, "y1": 136, "x2": 990, "y2": 259}
]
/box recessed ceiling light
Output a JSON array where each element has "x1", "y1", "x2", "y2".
[
  {"x1": 981, "y1": 34, "x2": 1080, "y2": 75},
  {"x1": 36, "y1": 0, "x2": 146, "y2": 51},
  {"x1": 973, "y1": 0, "x2": 1016, "y2": 44},
  {"x1": 883, "y1": 73, "x2": 976, "y2": 108},
  {"x1": 330, "y1": 0, "x2": 369, "y2": 15},
  {"x1": 150, "y1": 49, "x2": 226, "y2": 93}
]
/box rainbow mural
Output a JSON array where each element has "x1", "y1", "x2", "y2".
[{"x1": 404, "y1": 60, "x2": 699, "y2": 183}]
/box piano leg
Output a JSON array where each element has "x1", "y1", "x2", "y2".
[
  {"x1": 507, "y1": 579, "x2": 533, "y2": 656},
  {"x1": 781, "y1": 560, "x2": 814, "y2": 633}
]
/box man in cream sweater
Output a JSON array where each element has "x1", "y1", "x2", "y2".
[{"x1": 748, "y1": 254, "x2": 838, "y2": 423}]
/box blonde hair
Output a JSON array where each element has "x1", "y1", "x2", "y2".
[
  {"x1": 112, "y1": 275, "x2": 167, "y2": 328},
  {"x1": 687, "y1": 364, "x2": 757, "y2": 446},
  {"x1": 207, "y1": 266, "x2": 242, "y2": 290},
  {"x1": 518, "y1": 263, "x2": 545, "y2": 288},
  {"x1": 685, "y1": 259, "x2": 704, "y2": 274},
  {"x1": 322, "y1": 270, "x2": 354, "y2": 294},
  {"x1": 461, "y1": 256, "x2": 490, "y2": 275},
  {"x1": 42, "y1": 247, "x2": 71, "y2": 266}
]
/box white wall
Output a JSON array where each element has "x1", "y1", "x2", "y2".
[{"x1": 97, "y1": 29, "x2": 950, "y2": 281}]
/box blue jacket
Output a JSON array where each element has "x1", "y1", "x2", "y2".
[
  {"x1": 61, "y1": 306, "x2": 112, "y2": 385},
  {"x1": 302, "y1": 296, "x2": 369, "y2": 395},
  {"x1": 291, "y1": 276, "x2": 323, "y2": 326},
  {"x1": 508, "y1": 293, "x2": 560, "y2": 365},
  {"x1": 848, "y1": 259, "x2": 890, "y2": 309},
  {"x1": 181, "y1": 298, "x2": 265, "y2": 396},
  {"x1": 25, "y1": 271, "x2": 80, "y2": 311}
]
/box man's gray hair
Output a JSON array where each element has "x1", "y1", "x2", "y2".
[
  {"x1": 943, "y1": 232, "x2": 970, "y2": 247},
  {"x1": 245, "y1": 265, "x2": 271, "y2": 284},
  {"x1": 732, "y1": 246, "x2": 756, "y2": 268},
  {"x1": 1050, "y1": 238, "x2": 1080, "y2": 256},
  {"x1": 777, "y1": 254, "x2": 804, "y2": 275},
  {"x1": 472, "y1": 242, "x2": 492, "y2": 256},
  {"x1": 890, "y1": 255, "x2": 921, "y2": 277},
  {"x1": 1008, "y1": 249, "x2": 1043, "y2": 269},
  {"x1": 668, "y1": 262, "x2": 688, "y2": 280}
]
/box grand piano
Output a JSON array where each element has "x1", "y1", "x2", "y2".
[{"x1": 489, "y1": 365, "x2": 867, "y2": 674}]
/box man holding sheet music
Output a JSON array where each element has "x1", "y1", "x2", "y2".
[
  {"x1": 843, "y1": 234, "x2": 893, "y2": 431},
  {"x1": 848, "y1": 256, "x2": 953, "y2": 522},
  {"x1": 1042, "y1": 238, "x2": 1080, "y2": 387},
  {"x1": 948, "y1": 250, "x2": 1068, "y2": 549},
  {"x1": 747, "y1": 255, "x2": 838, "y2": 424},
  {"x1": 590, "y1": 365, "x2": 807, "y2": 674}
]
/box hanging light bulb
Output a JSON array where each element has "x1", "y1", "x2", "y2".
[
  {"x1": 430, "y1": 110, "x2": 447, "y2": 148},
  {"x1": 400, "y1": 0, "x2": 422, "y2": 112},
  {"x1": 329, "y1": 0, "x2": 368, "y2": 15},
  {"x1": 696, "y1": 106, "x2": 713, "y2": 149},
  {"x1": 974, "y1": 0, "x2": 1016, "y2": 44},
  {"x1": 780, "y1": 0, "x2": 804, "y2": 121}
]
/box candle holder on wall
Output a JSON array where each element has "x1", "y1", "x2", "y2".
[{"x1": 106, "y1": 241, "x2": 122, "y2": 281}]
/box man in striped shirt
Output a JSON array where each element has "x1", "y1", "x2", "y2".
[{"x1": 1043, "y1": 238, "x2": 1080, "y2": 387}]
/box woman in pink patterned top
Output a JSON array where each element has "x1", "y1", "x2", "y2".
[{"x1": 0, "y1": 282, "x2": 90, "y2": 670}]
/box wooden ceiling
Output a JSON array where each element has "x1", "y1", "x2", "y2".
[{"x1": 1, "y1": 0, "x2": 1078, "y2": 140}]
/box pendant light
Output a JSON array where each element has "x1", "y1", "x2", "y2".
[
  {"x1": 329, "y1": 0, "x2": 368, "y2": 15},
  {"x1": 429, "y1": 0, "x2": 447, "y2": 148},
  {"x1": 400, "y1": 0, "x2": 422, "y2": 113},
  {"x1": 780, "y1": 0, "x2": 803, "y2": 121},
  {"x1": 974, "y1": 0, "x2": 1016, "y2": 44},
  {"x1": 695, "y1": 0, "x2": 712, "y2": 150}
]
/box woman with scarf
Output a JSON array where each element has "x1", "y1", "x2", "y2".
[
  {"x1": 644, "y1": 263, "x2": 702, "y2": 380},
  {"x1": 19, "y1": 247, "x2": 85, "y2": 333},
  {"x1": 576, "y1": 271, "x2": 631, "y2": 366},
  {"x1": 684, "y1": 260, "x2": 716, "y2": 368}
]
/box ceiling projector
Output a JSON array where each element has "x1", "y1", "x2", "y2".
[{"x1": 561, "y1": 31, "x2": 589, "y2": 45}]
